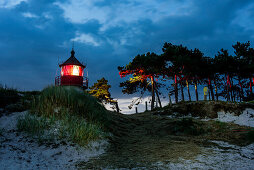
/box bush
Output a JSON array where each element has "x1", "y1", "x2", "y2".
[{"x1": 0, "y1": 85, "x2": 20, "y2": 108}]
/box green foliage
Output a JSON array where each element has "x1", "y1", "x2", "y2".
[
  {"x1": 17, "y1": 112, "x2": 106, "y2": 146},
  {"x1": 30, "y1": 86, "x2": 109, "y2": 125},
  {"x1": 0, "y1": 85, "x2": 20, "y2": 108},
  {"x1": 88, "y1": 77, "x2": 112, "y2": 103}
]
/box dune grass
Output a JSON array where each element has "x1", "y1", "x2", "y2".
[
  {"x1": 30, "y1": 86, "x2": 110, "y2": 124},
  {"x1": 17, "y1": 112, "x2": 106, "y2": 146},
  {"x1": 17, "y1": 113, "x2": 48, "y2": 138},
  {"x1": 18, "y1": 86, "x2": 110, "y2": 146}
]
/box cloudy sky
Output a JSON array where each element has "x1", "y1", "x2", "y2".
[{"x1": 1, "y1": 0, "x2": 254, "y2": 98}]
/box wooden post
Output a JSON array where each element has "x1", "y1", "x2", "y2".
[
  {"x1": 169, "y1": 94, "x2": 172, "y2": 106},
  {"x1": 135, "y1": 107, "x2": 138, "y2": 114},
  {"x1": 145, "y1": 101, "x2": 148, "y2": 111},
  {"x1": 115, "y1": 101, "x2": 120, "y2": 113}
]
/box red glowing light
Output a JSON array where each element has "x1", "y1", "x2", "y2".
[{"x1": 61, "y1": 65, "x2": 83, "y2": 76}]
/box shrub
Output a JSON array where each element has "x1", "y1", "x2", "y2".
[{"x1": 0, "y1": 85, "x2": 20, "y2": 108}]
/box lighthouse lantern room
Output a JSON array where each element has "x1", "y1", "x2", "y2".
[{"x1": 55, "y1": 49, "x2": 88, "y2": 89}]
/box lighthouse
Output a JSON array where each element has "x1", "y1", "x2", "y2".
[{"x1": 55, "y1": 48, "x2": 88, "y2": 89}]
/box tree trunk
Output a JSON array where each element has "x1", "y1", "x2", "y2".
[
  {"x1": 194, "y1": 80, "x2": 198, "y2": 101},
  {"x1": 151, "y1": 76, "x2": 155, "y2": 110},
  {"x1": 208, "y1": 78, "x2": 215, "y2": 101},
  {"x1": 154, "y1": 82, "x2": 162, "y2": 108},
  {"x1": 226, "y1": 75, "x2": 230, "y2": 101},
  {"x1": 186, "y1": 80, "x2": 191, "y2": 101},
  {"x1": 214, "y1": 79, "x2": 219, "y2": 101},
  {"x1": 174, "y1": 75, "x2": 178, "y2": 103},
  {"x1": 180, "y1": 77, "x2": 185, "y2": 101},
  {"x1": 238, "y1": 78, "x2": 243, "y2": 101},
  {"x1": 230, "y1": 77, "x2": 233, "y2": 101},
  {"x1": 230, "y1": 78, "x2": 235, "y2": 102}
]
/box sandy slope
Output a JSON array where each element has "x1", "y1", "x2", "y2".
[{"x1": 0, "y1": 111, "x2": 108, "y2": 170}]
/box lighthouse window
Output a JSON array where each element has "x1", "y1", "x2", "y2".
[
  {"x1": 61, "y1": 65, "x2": 83, "y2": 76},
  {"x1": 73, "y1": 65, "x2": 79, "y2": 76}
]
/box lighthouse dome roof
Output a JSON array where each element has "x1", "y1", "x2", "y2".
[{"x1": 59, "y1": 49, "x2": 85, "y2": 67}]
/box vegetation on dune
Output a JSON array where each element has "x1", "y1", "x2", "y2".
[
  {"x1": 0, "y1": 85, "x2": 20, "y2": 108},
  {"x1": 30, "y1": 86, "x2": 109, "y2": 124},
  {"x1": 17, "y1": 112, "x2": 105, "y2": 146},
  {"x1": 17, "y1": 86, "x2": 110, "y2": 146},
  {"x1": 0, "y1": 84, "x2": 40, "y2": 113}
]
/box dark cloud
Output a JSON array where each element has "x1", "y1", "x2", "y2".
[{"x1": 0, "y1": 0, "x2": 254, "y2": 96}]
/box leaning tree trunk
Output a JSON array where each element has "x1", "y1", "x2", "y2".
[
  {"x1": 194, "y1": 80, "x2": 199, "y2": 101},
  {"x1": 180, "y1": 77, "x2": 185, "y2": 102},
  {"x1": 186, "y1": 80, "x2": 191, "y2": 101},
  {"x1": 151, "y1": 76, "x2": 155, "y2": 110},
  {"x1": 174, "y1": 75, "x2": 178, "y2": 103},
  {"x1": 154, "y1": 82, "x2": 162, "y2": 108}
]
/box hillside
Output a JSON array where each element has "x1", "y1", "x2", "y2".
[{"x1": 0, "y1": 87, "x2": 254, "y2": 169}]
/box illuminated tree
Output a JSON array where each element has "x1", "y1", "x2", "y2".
[
  {"x1": 119, "y1": 52, "x2": 164, "y2": 109},
  {"x1": 89, "y1": 77, "x2": 120, "y2": 112}
]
